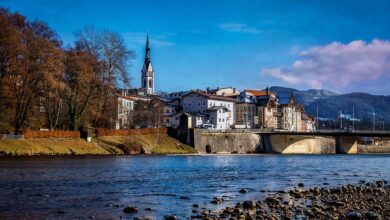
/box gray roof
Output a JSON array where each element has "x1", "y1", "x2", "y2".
[
  {"x1": 277, "y1": 91, "x2": 293, "y2": 105},
  {"x1": 207, "y1": 106, "x2": 230, "y2": 111}
]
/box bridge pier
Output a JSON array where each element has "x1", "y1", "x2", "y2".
[{"x1": 335, "y1": 136, "x2": 358, "y2": 154}]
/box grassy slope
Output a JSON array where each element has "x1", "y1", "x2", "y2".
[
  {"x1": 0, "y1": 134, "x2": 196, "y2": 156},
  {"x1": 0, "y1": 139, "x2": 113, "y2": 156},
  {"x1": 98, "y1": 133, "x2": 197, "y2": 154}
]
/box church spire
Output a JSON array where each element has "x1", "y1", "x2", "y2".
[
  {"x1": 141, "y1": 34, "x2": 154, "y2": 95},
  {"x1": 145, "y1": 34, "x2": 151, "y2": 60}
]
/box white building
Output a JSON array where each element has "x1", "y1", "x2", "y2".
[
  {"x1": 180, "y1": 91, "x2": 236, "y2": 129},
  {"x1": 115, "y1": 95, "x2": 135, "y2": 129},
  {"x1": 207, "y1": 87, "x2": 240, "y2": 97}
]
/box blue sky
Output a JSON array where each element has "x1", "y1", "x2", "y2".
[{"x1": 3, "y1": 0, "x2": 390, "y2": 94}]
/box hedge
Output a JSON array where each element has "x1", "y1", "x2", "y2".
[
  {"x1": 97, "y1": 128, "x2": 167, "y2": 137},
  {"x1": 23, "y1": 129, "x2": 80, "y2": 139}
]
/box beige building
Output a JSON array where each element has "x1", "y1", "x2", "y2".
[
  {"x1": 235, "y1": 102, "x2": 257, "y2": 128},
  {"x1": 278, "y1": 93, "x2": 303, "y2": 131}
]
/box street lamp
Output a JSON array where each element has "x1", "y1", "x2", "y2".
[{"x1": 382, "y1": 120, "x2": 385, "y2": 131}]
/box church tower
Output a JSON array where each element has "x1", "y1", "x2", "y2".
[{"x1": 141, "y1": 35, "x2": 154, "y2": 95}]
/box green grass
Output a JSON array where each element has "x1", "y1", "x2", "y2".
[{"x1": 0, "y1": 139, "x2": 113, "y2": 156}]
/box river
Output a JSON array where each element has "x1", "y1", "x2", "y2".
[{"x1": 0, "y1": 154, "x2": 389, "y2": 219}]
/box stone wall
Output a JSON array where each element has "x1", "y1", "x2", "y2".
[
  {"x1": 193, "y1": 130, "x2": 389, "y2": 154},
  {"x1": 358, "y1": 145, "x2": 390, "y2": 154},
  {"x1": 194, "y1": 130, "x2": 261, "y2": 153}
]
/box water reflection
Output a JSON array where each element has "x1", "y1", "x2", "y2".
[{"x1": 0, "y1": 155, "x2": 389, "y2": 219}]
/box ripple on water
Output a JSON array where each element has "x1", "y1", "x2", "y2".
[{"x1": 0, "y1": 154, "x2": 389, "y2": 218}]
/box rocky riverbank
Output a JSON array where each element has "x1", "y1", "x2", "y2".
[{"x1": 177, "y1": 180, "x2": 389, "y2": 219}]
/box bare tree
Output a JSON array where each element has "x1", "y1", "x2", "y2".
[
  {"x1": 62, "y1": 50, "x2": 102, "y2": 130},
  {"x1": 75, "y1": 28, "x2": 135, "y2": 128}
]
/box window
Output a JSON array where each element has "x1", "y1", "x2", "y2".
[
  {"x1": 175, "y1": 117, "x2": 179, "y2": 120},
  {"x1": 166, "y1": 119, "x2": 170, "y2": 122},
  {"x1": 197, "y1": 102, "x2": 200, "y2": 106},
  {"x1": 203, "y1": 101, "x2": 206, "y2": 106},
  {"x1": 219, "y1": 118, "x2": 221, "y2": 122},
  {"x1": 166, "y1": 109, "x2": 170, "y2": 113},
  {"x1": 222, "y1": 119, "x2": 225, "y2": 122}
]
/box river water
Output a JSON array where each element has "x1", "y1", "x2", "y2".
[{"x1": 0, "y1": 155, "x2": 389, "y2": 219}]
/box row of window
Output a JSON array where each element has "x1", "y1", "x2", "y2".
[{"x1": 182, "y1": 100, "x2": 231, "y2": 109}]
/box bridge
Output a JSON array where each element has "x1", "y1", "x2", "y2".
[
  {"x1": 193, "y1": 129, "x2": 390, "y2": 154},
  {"x1": 256, "y1": 130, "x2": 390, "y2": 137},
  {"x1": 256, "y1": 130, "x2": 390, "y2": 154}
]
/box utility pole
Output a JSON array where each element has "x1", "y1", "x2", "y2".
[
  {"x1": 352, "y1": 105, "x2": 355, "y2": 132},
  {"x1": 316, "y1": 105, "x2": 319, "y2": 131},
  {"x1": 340, "y1": 109, "x2": 343, "y2": 129},
  {"x1": 382, "y1": 120, "x2": 385, "y2": 131},
  {"x1": 373, "y1": 108, "x2": 376, "y2": 131}
]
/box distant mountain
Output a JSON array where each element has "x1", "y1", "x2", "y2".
[
  {"x1": 306, "y1": 93, "x2": 390, "y2": 122},
  {"x1": 269, "y1": 86, "x2": 339, "y2": 105},
  {"x1": 270, "y1": 86, "x2": 390, "y2": 122}
]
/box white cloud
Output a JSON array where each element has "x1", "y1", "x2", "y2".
[
  {"x1": 261, "y1": 39, "x2": 390, "y2": 89},
  {"x1": 218, "y1": 23, "x2": 261, "y2": 34}
]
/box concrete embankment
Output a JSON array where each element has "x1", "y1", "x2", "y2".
[
  {"x1": 194, "y1": 129, "x2": 390, "y2": 154},
  {"x1": 358, "y1": 145, "x2": 390, "y2": 154},
  {"x1": 194, "y1": 130, "x2": 261, "y2": 153},
  {"x1": 194, "y1": 129, "x2": 335, "y2": 154}
]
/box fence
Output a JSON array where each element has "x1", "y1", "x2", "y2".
[
  {"x1": 23, "y1": 129, "x2": 81, "y2": 139},
  {"x1": 1, "y1": 134, "x2": 25, "y2": 140},
  {"x1": 97, "y1": 128, "x2": 167, "y2": 137}
]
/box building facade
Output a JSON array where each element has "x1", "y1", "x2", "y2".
[
  {"x1": 115, "y1": 95, "x2": 135, "y2": 129},
  {"x1": 180, "y1": 91, "x2": 236, "y2": 129},
  {"x1": 278, "y1": 92, "x2": 303, "y2": 131}
]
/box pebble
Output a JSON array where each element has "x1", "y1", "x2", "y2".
[
  {"x1": 344, "y1": 211, "x2": 362, "y2": 220},
  {"x1": 239, "y1": 188, "x2": 248, "y2": 193},
  {"x1": 164, "y1": 215, "x2": 177, "y2": 220},
  {"x1": 123, "y1": 206, "x2": 138, "y2": 214}
]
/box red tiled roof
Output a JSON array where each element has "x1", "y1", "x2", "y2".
[{"x1": 245, "y1": 89, "x2": 275, "y2": 96}]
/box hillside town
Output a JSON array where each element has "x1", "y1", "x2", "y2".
[{"x1": 115, "y1": 36, "x2": 316, "y2": 133}]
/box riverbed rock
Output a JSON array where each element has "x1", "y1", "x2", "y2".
[
  {"x1": 210, "y1": 197, "x2": 224, "y2": 204},
  {"x1": 365, "y1": 212, "x2": 381, "y2": 220},
  {"x1": 344, "y1": 211, "x2": 362, "y2": 220},
  {"x1": 239, "y1": 188, "x2": 248, "y2": 193},
  {"x1": 242, "y1": 200, "x2": 256, "y2": 209},
  {"x1": 123, "y1": 206, "x2": 138, "y2": 214},
  {"x1": 164, "y1": 215, "x2": 177, "y2": 220}
]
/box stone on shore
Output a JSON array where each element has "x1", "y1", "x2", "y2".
[{"x1": 123, "y1": 206, "x2": 138, "y2": 214}]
